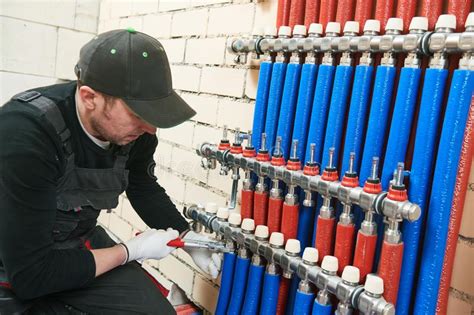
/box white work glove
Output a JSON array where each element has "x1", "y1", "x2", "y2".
[
  {"x1": 121, "y1": 228, "x2": 179, "y2": 264},
  {"x1": 182, "y1": 231, "x2": 222, "y2": 279}
]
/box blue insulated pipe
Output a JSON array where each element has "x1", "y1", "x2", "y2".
[
  {"x1": 320, "y1": 65, "x2": 355, "y2": 170},
  {"x1": 285, "y1": 276, "x2": 300, "y2": 315},
  {"x1": 396, "y1": 68, "x2": 448, "y2": 315},
  {"x1": 415, "y1": 69, "x2": 474, "y2": 314},
  {"x1": 276, "y1": 62, "x2": 303, "y2": 159},
  {"x1": 293, "y1": 62, "x2": 319, "y2": 248},
  {"x1": 297, "y1": 203, "x2": 315, "y2": 251},
  {"x1": 227, "y1": 256, "x2": 251, "y2": 315},
  {"x1": 292, "y1": 63, "x2": 319, "y2": 160},
  {"x1": 355, "y1": 65, "x2": 397, "y2": 228},
  {"x1": 304, "y1": 64, "x2": 336, "y2": 164},
  {"x1": 293, "y1": 290, "x2": 315, "y2": 315},
  {"x1": 265, "y1": 61, "x2": 288, "y2": 154},
  {"x1": 340, "y1": 65, "x2": 374, "y2": 177},
  {"x1": 215, "y1": 252, "x2": 236, "y2": 315},
  {"x1": 311, "y1": 299, "x2": 332, "y2": 315},
  {"x1": 242, "y1": 263, "x2": 265, "y2": 315},
  {"x1": 375, "y1": 66, "x2": 421, "y2": 267},
  {"x1": 252, "y1": 60, "x2": 274, "y2": 151},
  {"x1": 260, "y1": 271, "x2": 281, "y2": 315},
  {"x1": 359, "y1": 66, "x2": 397, "y2": 183},
  {"x1": 312, "y1": 65, "x2": 354, "y2": 243}
]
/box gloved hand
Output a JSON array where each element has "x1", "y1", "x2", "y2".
[
  {"x1": 121, "y1": 228, "x2": 179, "y2": 264},
  {"x1": 182, "y1": 231, "x2": 222, "y2": 279}
]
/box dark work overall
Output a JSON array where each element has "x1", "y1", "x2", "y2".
[{"x1": 0, "y1": 91, "x2": 175, "y2": 315}]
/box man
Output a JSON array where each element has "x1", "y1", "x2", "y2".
[{"x1": 0, "y1": 29, "x2": 220, "y2": 314}]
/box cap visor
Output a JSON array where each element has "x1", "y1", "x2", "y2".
[{"x1": 125, "y1": 91, "x2": 196, "y2": 128}]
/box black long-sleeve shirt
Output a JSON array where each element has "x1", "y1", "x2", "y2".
[{"x1": 0, "y1": 82, "x2": 188, "y2": 300}]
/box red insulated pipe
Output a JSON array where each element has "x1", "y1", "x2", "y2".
[
  {"x1": 281, "y1": 203, "x2": 300, "y2": 241},
  {"x1": 277, "y1": 0, "x2": 292, "y2": 28},
  {"x1": 318, "y1": 0, "x2": 337, "y2": 29},
  {"x1": 304, "y1": 0, "x2": 320, "y2": 28},
  {"x1": 289, "y1": 0, "x2": 306, "y2": 28},
  {"x1": 374, "y1": 0, "x2": 394, "y2": 33},
  {"x1": 276, "y1": 277, "x2": 291, "y2": 315},
  {"x1": 267, "y1": 197, "x2": 284, "y2": 234},
  {"x1": 436, "y1": 100, "x2": 474, "y2": 315},
  {"x1": 353, "y1": 231, "x2": 378, "y2": 282},
  {"x1": 334, "y1": 223, "x2": 356, "y2": 275},
  {"x1": 396, "y1": 0, "x2": 417, "y2": 33},
  {"x1": 448, "y1": 0, "x2": 472, "y2": 32},
  {"x1": 314, "y1": 216, "x2": 336, "y2": 263},
  {"x1": 241, "y1": 189, "x2": 254, "y2": 219},
  {"x1": 378, "y1": 241, "x2": 404, "y2": 305},
  {"x1": 253, "y1": 191, "x2": 269, "y2": 226},
  {"x1": 336, "y1": 0, "x2": 355, "y2": 28},
  {"x1": 354, "y1": 0, "x2": 374, "y2": 30},
  {"x1": 419, "y1": 0, "x2": 443, "y2": 30}
]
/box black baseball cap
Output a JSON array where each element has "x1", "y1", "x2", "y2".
[{"x1": 75, "y1": 28, "x2": 196, "y2": 128}]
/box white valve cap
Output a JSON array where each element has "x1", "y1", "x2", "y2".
[
  {"x1": 465, "y1": 12, "x2": 474, "y2": 28},
  {"x1": 326, "y1": 22, "x2": 341, "y2": 34},
  {"x1": 217, "y1": 207, "x2": 229, "y2": 220},
  {"x1": 278, "y1": 26, "x2": 292, "y2": 37},
  {"x1": 409, "y1": 16, "x2": 428, "y2": 31},
  {"x1": 228, "y1": 212, "x2": 242, "y2": 226},
  {"x1": 252, "y1": 26, "x2": 264, "y2": 36},
  {"x1": 255, "y1": 225, "x2": 269, "y2": 239},
  {"x1": 364, "y1": 274, "x2": 384, "y2": 295},
  {"x1": 269, "y1": 232, "x2": 284, "y2": 247},
  {"x1": 265, "y1": 26, "x2": 278, "y2": 37},
  {"x1": 363, "y1": 19, "x2": 380, "y2": 33},
  {"x1": 293, "y1": 24, "x2": 307, "y2": 36},
  {"x1": 385, "y1": 18, "x2": 403, "y2": 32},
  {"x1": 241, "y1": 218, "x2": 255, "y2": 232},
  {"x1": 342, "y1": 266, "x2": 360, "y2": 284},
  {"x1": 309, "y1": 23, "x2": 323, "y2": 35},
  {"x1": 302, "y1": 247, "x2": 319, "y2": 264},
  {"x1": 344, "y1": 21, "x2": 360, "y2": 34},
  {"x1": 205, "y1": 202, "x2": 218, "y2": 214},
  {"x1": 435, "y1": 14, "x2": 456, "y2": 30},
  {"x1": 321, "y1": 255, "x2": 338, "y2": 273},
  {"x1": 285, "y1": 239, "x2": 301, "y2": 254}
]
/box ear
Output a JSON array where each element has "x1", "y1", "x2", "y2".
[{"x1": 78, "y1": 86, "x2": 97, "y2": 110}]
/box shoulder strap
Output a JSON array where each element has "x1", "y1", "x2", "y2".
[{"x1": 12, "y1": 91, "x2": 73, "y2": 155}]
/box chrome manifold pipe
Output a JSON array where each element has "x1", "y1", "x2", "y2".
[
  {"x1": 196, "y1": 143, "x2": 421, "y2": 224},
  {"x1": 184, "y1": 205, "x2": 395, "y2": 315},
  {"x1": 228, "y1": 19, "x2": 474, "y2": 59}
]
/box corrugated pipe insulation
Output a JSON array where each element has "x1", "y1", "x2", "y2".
[
  {"x1": 415, "y1": 68, "x2": 474, "y2": 315},
  {"x1": 335, "y1": 0, "x2": 355, "y2": 28},
  {"x1": 437, "y1": 99, "x2": 474, "y2": 314},
  {"x1": 374, "y1": 0, "x2": 394, "y2": 32},
  {"x1": 448, "y1": 0, "x2": 473, "y2": 32},
  {"x1": 396, "y1": 68, "x2": 448, "y2": 314},
  {"x1": 226, "y1": 254, "x2": 251, "y2": 314}
]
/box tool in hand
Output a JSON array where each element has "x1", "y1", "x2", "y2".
[{"x1": 167, "y1": 238, "x2": 231, "y2": 252}]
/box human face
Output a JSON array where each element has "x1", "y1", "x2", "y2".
[{"x1": 89, "y1": 96, "x2": 157, "y2": 145}]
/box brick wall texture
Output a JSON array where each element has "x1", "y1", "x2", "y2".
[{"x1": 1, "y1": 0, "x2": 473, "y2": 313}]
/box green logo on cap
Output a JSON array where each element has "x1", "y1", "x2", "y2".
[{"x1": 126, "y1": 27, "x2": 136, "y2": 33}]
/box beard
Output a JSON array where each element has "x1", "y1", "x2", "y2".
[{"x1": 89, "y1": 114, "x2": 125, "y2": 145}]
